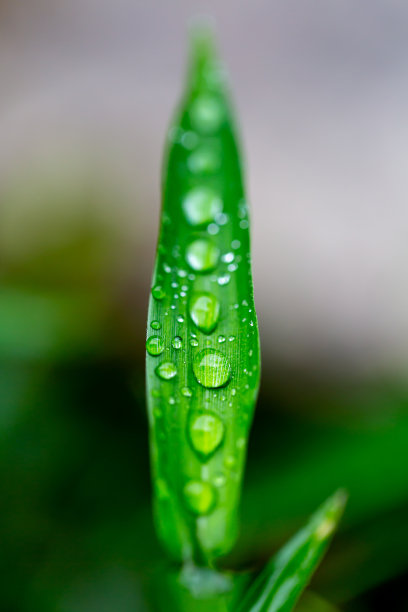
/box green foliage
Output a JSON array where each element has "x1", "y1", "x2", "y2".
[
  {"x1": 238, "y1": 491, "x2": 347, "y2": 612},
  {"x1": 145, "y1": 27, "x2": 260, "y2": 564}
]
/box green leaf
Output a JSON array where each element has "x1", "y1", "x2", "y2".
[
  {"x1": 238, "y1": 490, "x2": 347, "y2": 612},
  {"x1": 145, "y1": 25, "x2": 260, "y2": 564}
]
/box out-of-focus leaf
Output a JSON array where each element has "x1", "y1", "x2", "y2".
[{"x1": 238, "y1": 490, "x2": 347, "y2": 612}]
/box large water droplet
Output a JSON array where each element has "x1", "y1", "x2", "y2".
[
  {"x1": 185, "y1": 239, "x2": 220, "y2": 273},
  {"x1": 183, "y1": 480, "x2": 216, "y2": 515},
  {"x1": 146, "y1": 336, "x2": 164, "y2": 356},
  {"x1": 187, "y1": 145, "x2": 221, "y2": 175},
  {"x1": 189, "y1": 292, "x2": 220, "y2": 334},
  {"x1": 151, "y1": 285, "x2": 165, "y2": 300},
  {"x1": 193, "y1": 349, "x2": 231, "y2": 388},
  {"x1": 182, "y1": 186, "x2": 222, "y2": 227},
  {"x1": 190, "y1": 95, "x2": 224, "y2": 134},
  {"x1": 156, "y1": 362, "x2": 177, "y2": 380},
  {"x1": 188, "y1": 412, "x2": 225, "y2": 459}
]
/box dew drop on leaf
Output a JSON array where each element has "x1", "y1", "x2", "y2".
[
  {"x1": 189, "y1": 292, "x2": 220, "y2": 334},
  {"x1": 151, "y1": 285, "x2": 166, "y2": 300},
  {"x1": 188, "y1": 412, "x2": 225, "y2": 459},
  {"x1": 155, "y1": 362, "x2": 177, "y2": 380},
  {"x1": 185, "y1": 239, "x2": 220, "y2": 272},
  {"x1": 190, "y1": 95, "x2": 225, "y2": 134},
  {"x1": 146, "y1": 336, "x2": 165, "y2": 356},
  {"x1": 182, "y1": 186, "x2": 223, "y2": 226},
  {"x1": 193, "y1": 348, "x2": 231, "y2": 388},
  {"x1": 151, "y1": 320, "x2": 161, "y2": 330},
  {"x1": 183, "y1": 480, "x2": 216, "y2": 515},
  {"x1": 172, "y1": 336, "x2": 183, "y2": 350}
]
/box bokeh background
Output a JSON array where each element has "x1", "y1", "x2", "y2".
[{"x1": 1, "y1": 1, "x2": 408, "y2": 610}]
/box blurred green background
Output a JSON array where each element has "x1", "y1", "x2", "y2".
[{"x1": 1, "y1": 1, "x2": 408, "y2": 610}]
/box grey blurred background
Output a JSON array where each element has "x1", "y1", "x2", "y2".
[{"x1": 2, "y1": 0, "x2": 408, "y2": 378}]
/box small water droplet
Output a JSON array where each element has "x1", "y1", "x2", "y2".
[
  {"x1": 183, "y1": 480, "x2": 216, "y2": 515},
  {"x1": 215, "y1": 212, "x2": 228, "y2": 225},
  {"x1": 218, "y1": 335, "x2": 226, "y2": 344},
  {"x1": 213, "y1": 473, "x2": 226, "y2": 487},
  {"x1": 185, "y1": 239, "x2": 220, "y2": 273},
  {"x1": 236, "y1": 438, "x2": 246, "y2": 450},
  {"x1": 188, "y1": 412, "x2": 225, "y2": 459},
  {"x1": 190, "y1": 338, "x2": 199, "y2": 347},
  {"x1": 190, "y1": 95, "x2": 224, "y2": 134},
  {"x1": 189, "y1": 292, "x2": 220, "y2": 334},
  {"x1": 177, "y1": 315, "x2": 184, "y2": 323},
  {"x1": 151, "y1": 320, "x2": 161, "y2": 330},
  {"x1": 181, "y1": 130, "x2": 198, "y2": 149},
  {"x1": 228, "y1": 263, "x2": 238, "y2": 272},
  {"x1": 225, "y1": 455, "x2": 236, "y2": 468},
  {"x1": 182, "y1": 186, "x2": 223, "y2": 227},
  {"x1": 171, "y1": 281, "x2": 178, "y2": 289},
  {"x1": 231, "y1": 240, "x2": 241, "y2": 250},
  {"x1": 231, "y1": 388, "x2": 237, "y2": 396},
  {"x1": 151, "y1": 285, "x2": 165, "y2": 301},
  {"x1": 181, "y1": 386, "x2": 192, "y2": 397},
  {"x1": 163, "y1": 263, "x2": 172, "y2": 273},
  {"x1": 217, "y1": 274, "x2": 230, "y2": 286},
  {"x1": 228, "y1": 335, "x2": 236, "y2": 342},
  {"x1": 172, "y1": 336, "x2": 183, "y2": 349},
  {"x1": 193, "y1": 349, "x2": 232, "y2": 389},
  {"x1": 248, "y1": 349, "x2": 253, "y2": 357},
  {"x1": 146, "y1": 336, "x2": 164, "y2": 356},
  {"x1": 221, "y1": 252, "x2": 234, "y2": 263},
  {"x1": 178, "y1": 269, "x2": 187, "y2": 278},
  {"x1": 169, "y1": 397, "x2": 176, "y2": 405},
  {"x1": 207, "y1": 223, "x2": 219, "y2": 235},
  {"x1": 240, "y1": 219, "x2": 249, "y2": 229},
  {"x1": 249, "y1": 320, "x2": 254, "y2": 327},
  {"x1": 156, "y1": 362, "x2": 177, "y2": 380}
]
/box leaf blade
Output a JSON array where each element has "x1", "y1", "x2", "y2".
[{"x1": 239, "y1": 490, "x2": 347, "y2": 612}]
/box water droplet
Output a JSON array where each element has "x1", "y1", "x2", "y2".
[
  {"x1": 228, "y1": 336, "x2": 236, "y2": 343},
  {"x1": 231, "y1": 240, "x2": 241, "y2": 250},
  {"x1": 187, "y1": 145, "x2": 221, "y2": 175},
  {"x1": 177, "y1": 315, "x2": 184, "y2": 323},
  {"x1": 151, "y1": 285, "x2": 165, "y2": 300},
  {"x1": 225, "y1": 455, "x2": 236, "y2": 468},
  {"x1": 190, "y1": 338, "x2": 199, "y2": 347},
  {"x1": 193, "y1": 349, "x2": 232, "y2": 389},
  {"x1": 240, "y1": 219, "x2": 249, "y2": 229},
  {"x1": 172, "y1": 336, "x2": 183, "y2": 349},
  {"x1": 181, "y1": 130, "x2": 199, "y2": 150},
  {"x1": 215, "y1": 212, "x2": 228, "y2": 225},
  {"x1": 190, "y1": 95, "x2": 224, "y2": 134},
  {"x1": 181, "y1": 386, "x2": 192, "y2": 397},
  {"x1": 207, "y1": 223, "x2": 219, "y2": 235},
  {"x1": 217, "y1": 274, "x2": 230, "y2": 286},
  {"x1": 169, "y1": 397, "x2": 176, "y2": 405},
  {"x1": 163, "y1": 263, "x2": 172, "y2": 273},
  {"x1": 185, "y1": 239, "x2": 220, "y2": 273},
  {"x1": 150, "y1": 320, "x2": 161, "y2": 330},
  {"x1": 231, "y1": 388, "x2": 237, "y2": 396},
  {"x1": 146, "y1": 336, "x2": 164, "y2": 356},
  {"x1": 218, "y1": 335, "x2": 226, "y2": 344},
  {"x1": 221, "y1": 252, "x2": 234, "y2": 263},
  {"x1": 189, "y1": 292, "x2": 220, "y2": 334},
  {"x1": 228, "y1": 263, "x2": 238, "y2": 272},
  {"x1": 236, "y1": 438, "x2": 246, "y2": 450},
  {"x1": 156, "y1": 362, "x2": 177, "y2": 380},
  {"x1": 182, "y1": 186, "x2": 223, "y2": 227},
  {"x1": 213, "y1": 473, "x2": 226, "y2": 487},
  {"x1": 188, "y1": 412, "x2": 225, "y2": 459},
  {"x1": 183, "y1": 480, "x2": 216, "y2": 515}
]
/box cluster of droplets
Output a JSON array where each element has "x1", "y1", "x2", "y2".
[{"x1": 147, "y1": 90, "x2": 257, "y2": 520}]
